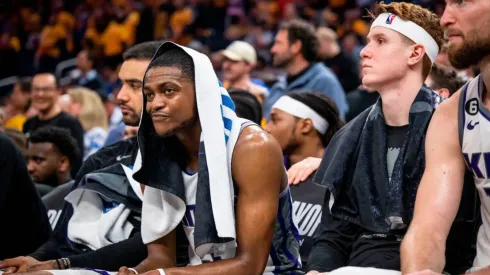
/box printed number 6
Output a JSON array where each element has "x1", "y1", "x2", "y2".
[{"x1": 470, "y1": 100, "x2": 478, "y2": 115}]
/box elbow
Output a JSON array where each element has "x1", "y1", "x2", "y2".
[{"x1": 235, "y1": 254, "x2": 267, "y2": 275}]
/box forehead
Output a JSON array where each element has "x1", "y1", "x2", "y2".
[
  {"x1": 271, "y1": 108, "x2": 295, "y2": 119},
  {"x1": 145, "y1": 66, "x2": 185, "y2": 84},
  {"x1": 119, "y1": 59, "x2": 151, "y2": 81},
  {"x1": 28, "y1": 142, "x2": 56, "y2": 155},
  {"x1": 276, "y1": 29, "x2": 289, "y2": 41},
  {"x1": 33, "y1": 74, "x2": 56, "y2": 86}
]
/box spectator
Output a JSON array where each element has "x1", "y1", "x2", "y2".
[
  {"x1": 66, "y1": 87, "x2": 108, "y2": 159},
  {"x1": 266, "y1": 92, "x2": 343, "y2": 268},
  {"x1": 267, "y1": 19, "x2": 348, "y2": 119},
  {"x1": 27, "y1": 126, "x2": 80, "y2": 197},
  {"x1": 229, "y1": 89, "x2": 263, "y2": 125},
  {"x1": 69, "y1": 50, "x2": 107, "y2": 95},
  {"x1": 221, "y1": 41, "x2": 269, "y2": 103},
  {"x1": 3, "y1": 127, "x2": 28, "y2": 158},
  {"x1": 23, "y1": 73, "x2": 84, "y2": 175},
  {"x1": 0, "y1": 131, "x2": 51, "y2": 260},
  {"x1": 425, "y1": 63, "x2": 467, "y2": 98},
  {"x1": 3, "y1": 77, "x2": 32, "y2": 131},
  {"x1": 317, "y1": 27, "x2": 361, "y2": 93},
  {"x1": 102, "y1": 93, "x2": 123, "y2": 131}
]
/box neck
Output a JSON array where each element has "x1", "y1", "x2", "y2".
[
  {"x1": 287, "y1": 56, "x2": 310, "y2": 77},
  {"x1": 480, "y1": 56, "x2": 490, "y2": 104},
  {"x1": 57, "y1": 173, "x2": 71, "y2": 186},
  {"x1": 175, "y1": 122, "x2": 202, "y2": 172},
  {"x1": 288, "y1": 138, "x2": 325, "y2": 166},
  {"x1": 377, "y1": 73, "x2": 424, "y2": 126},
  {"x1": 38, "y1": 104, "x2": 61, "y2": 120},
  {"x1": 229, "y1": 74, "x2": 251, "y2": 90}
]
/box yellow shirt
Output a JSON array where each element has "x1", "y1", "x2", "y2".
[
  {"x1": 100, "y1": 21, "x2": 131, "y2": 56},
  {"x1": 5, "y1": 115, "x2": 27, "y2": 132}
]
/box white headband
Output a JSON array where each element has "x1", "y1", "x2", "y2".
[
  {"x1": 371, "y1": 13, "x2": 439, "y2": 63},
  {"x1": 272, "y1": 96, "x2": 329, "y2": 134}
]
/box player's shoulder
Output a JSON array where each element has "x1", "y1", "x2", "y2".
[
  {"x1": 234, "y1": 124, "x2": 283, "y2": 161},
  {"x1": 427, "y1": 89, "x2": 462, "y2": 140}
]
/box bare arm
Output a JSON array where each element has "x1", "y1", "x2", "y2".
[
  {"x1": 401, "y1": 94, "x2": 466, "y2": 274},
  {"x1": 129, "y1": 229, "x2": 177, "y2": 274},
  {"x1": 151, "y1": 126, "x2": 284, "y2": 275}
]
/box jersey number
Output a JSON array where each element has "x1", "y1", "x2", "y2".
[{"x1": 466, "y1": 98, "x2": 479, "y2": 115}]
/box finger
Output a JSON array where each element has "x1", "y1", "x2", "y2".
[
  {"x1": 4, "y1": 267, "x2": 19, "y2": 274},
  {"x1": 287, "y1": 168, "x2": 299, "y2": 185},
  {"x1": 0, "y1": 258, "x2": 20, "y2": 268}
]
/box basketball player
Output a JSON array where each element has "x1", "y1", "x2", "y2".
[
  {"x1": 400, "y1": 0, "x2": 490, "y2": 274},
  {"x1": 118, "y1": 42, "x2": 302, "y2": 275}
]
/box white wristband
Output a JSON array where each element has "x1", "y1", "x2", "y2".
[
  {"x1": 128, "y1": 268, "x2": 138, "y2": 274},
  {"x1": 157, "y1": 269, "x2": 165, "y2": 275}
]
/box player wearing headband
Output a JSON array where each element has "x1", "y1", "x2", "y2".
[
  {"x1": 304, "y1": 2, "x2": 444, "y2": 274},
  {"x1": 401, "y1": 0, "x2": 490, "y2": 274}
]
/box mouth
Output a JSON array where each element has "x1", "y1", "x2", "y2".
[
  {"x1": 120, "y1": 106, "x2": 133, "y2": 114},
  {"x1": 151, "y1": 113, "x2": 170, "y2": 121}
]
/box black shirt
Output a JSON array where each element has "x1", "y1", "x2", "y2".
[
  {"x1": 323, "y1": 51, "x2": 360, "y2": 93},
  {"x1": 0, "y1": 132, "x2": 51, "y2": 259},
  {"x1": 23, "y1": 112, "x2": 84, "y2": 174},
  {"x1": 386, "y1": 125, "x2": 409, "y2": 182},
  {"x1": 290, "y1": 174, "x2": 327, "y2": 268}
]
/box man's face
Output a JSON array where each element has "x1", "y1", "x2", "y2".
[
  {"x1": 360, "y1": 27, "x2": 412, "y2": 90},
  {"x1": 116, "y1": 59, "x2": 150, "y2": 126},
  {"x1": 271, "y1": 30, "x2": 295, "y2": 67},
  {"x1": 441, "y1": 0, "x2": 490, "y2": 69},
  {"x1": 265, "y1": 108, "x2": 298, "y2": 154},
  {"x1": 27, "y1": 142, "x2": 63, "y2": 183},
  {"x1": 318, "y1": 37, "x2": 335, "y2": 59},
  {"x1": 144, "y1": 66, "x2": 197, "y2": 137},
  {"x1": 31, "y1": 74, "x2": 60, "y2": 113},
  {"x1": 76, "y1": 51, "x2": 92, "y2": 71},
  {"x1": 222, "y1": 58, "x2": 251, "y2": 83},
  {"x1": 8, "y1": 83, "x2": 30, "y2": 110}
]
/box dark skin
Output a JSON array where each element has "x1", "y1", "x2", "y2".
[
  {"x1": 118, "y1": 65, "x2": 287, "y2": 275},
  {"x1": 26, "y1": 142, "x2": 71, "y2": 186}
]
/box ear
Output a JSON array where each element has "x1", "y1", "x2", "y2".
[
  {"x1": 290, "y1": 40, "x2": 303, "y2": 56},
  {"x1": 298, "y1": 118, "x2": 315, "y2": 135},
  {"x1": 58, "y1": 156, "x2": 70, "y2": 173},
  {"x1": 436, "y1": 88, "x2": 450, "y2": 99},
  {"x1": 407, "y1": 44, "x2": 426, "y2": 66}
]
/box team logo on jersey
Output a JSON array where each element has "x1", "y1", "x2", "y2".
[
  {"x1": 465, "y1": 98, "x2": 479, "y2": 115},
  {"x1": 467, "y1": 121, "x2": 480, "y2": 130},
  {"x1": 386, "y1": 14, "x2": 396, "y2": 25}
]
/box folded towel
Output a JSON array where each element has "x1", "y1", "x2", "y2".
[
  {"x1": 313, "y1": 86, "x2": 442, "y2": 232},
  {"x1": 134, "y1": 42, "x2": 241, "y2": 258}
]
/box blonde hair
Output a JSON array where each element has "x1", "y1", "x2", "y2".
[{"x1": 68, "y1": 87, "x2": 108, "y2": 131}]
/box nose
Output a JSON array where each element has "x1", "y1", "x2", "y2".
[
  {"x1": 264, "y1": 122, "x2": 273, "y2": 133},
  {"x1": 359, "y1": 43, "x2": 371, "y2": 60},
  {"x1": 117, "y1": 85, "x2": 130, "y2": 103},
  {"x1": 150, "y1": 93, "x2": 167, "y2": 111},
  {"x1": 270, "y1": 44, "x2": 278, "y2": 55},
  {"x1": 440, "y1": 4, "x2": 455, "y2": 29},
  {"x1": 27, "y1": 160, "x2": 36, "y2": 174}
]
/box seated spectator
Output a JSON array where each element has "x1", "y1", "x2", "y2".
[
  {"x1": 425, "y1": 63, "x2": 467, "y2": 99},
  {"x1": 266, "y1": 92, "x2": 343, "y2": 268},
  {"x1": 66, "y1": 87, "x2": 109, "y2": 159},
  {"x1": 23, "y1": 73, "x2": 84, "y2": 175},
  {"x1": 0, "y1": 131, "x2": 51, "y2": 260},
  {"x1": 69, "y1": 50, "x2": 107, "y2": 95},
  {"x1": 317, "y1": 27, "x2": 360, "y2": 93},
  {"x1": 267, "y1": 19, "x2": 348, "y2": 120},
  {"x1": 229, "y1": 89, "x2": 263, "y2": 125},
  {"x1": 26, "y1": 126, "x2": 80, "y2": 197},
  {"x1": 303, "y1": 3, "x2": 444, "y2": 273},
  {"x1": 4, "y1": 77, "x2": 32, "y2": 132},
  {"x1": 0, "y1": 41, "x2": 162, "y2": 274},
  {"x1": 221, "y1": 41, "x2": 269, "y2": 103}
]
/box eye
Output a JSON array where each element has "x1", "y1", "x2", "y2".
[
  {"x1": 377, "y1": 38, "x2": 385, "y2": 44},
  {"x1": 164, "y1": 88, "x2": 175, "y2": 95},
  {"x1": 145, "y1": 93, "x2": 155, "y2": 102}
]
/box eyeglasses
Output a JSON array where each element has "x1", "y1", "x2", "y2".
[{"x1": 32, "y1": 87, "x2": 57, "y2": 93}]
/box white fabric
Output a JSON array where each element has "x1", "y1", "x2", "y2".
[
  {"x1": 121, "y1": 151, "x2": 144, "y2": 201},
  {"x1": 328, "y1": 267, "x2": 400, "y2": 275},
  {"x1": 461, "y1": 75, "x2": 490, "y2": 268},
  {"x1": 371, "y1": 13, "x2": 439, "y2": 63},
  {"x1": 65, "y1": 189, "x2": 134, "y2": 251},
  {"x1": 46, "y1": 270, "x2": 118, "y2": 275},
  {"x1": 157, "y1": 269, "x2": 166, "y2": 275},
  {"x1": 272, "y1": 96, "x2": 329, "y2": 134},
  {"x1": 222, "y1": 41, "x2": 257, "y2": 63}
]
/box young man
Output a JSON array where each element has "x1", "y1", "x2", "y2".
[
  {"x1": 267, "y1": 19, "x2": 347, "y2": 120},
  {"x1": 27, "y1": 126, "x2": 80, "y2": 197},
  {"x1": 0, "y1": 41, "x2": 161, "y2": 274},
  {"x1": 266, "y1": 92, "x2": 343, "y2": 268},
  {"x1": 304, "y1": 2, "x2": 444, "y2": 274},
  {"x1": 23, "y1": 73, "x2": 84, "y2": 175},
  {"x1": 221, "y1": 41, "x2": 268, "y2": 103},
  {"x1": 401, "y1": 0, "x2": 490, "y2": 274},
  {"x1": 120, "y1": 42, "x2": 302, "y2": 275}
]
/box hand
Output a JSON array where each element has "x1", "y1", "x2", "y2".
[
  {"x1": 117, "y1": 266, "x2": 137, "y2": 275},
  {"x1": 306, "y1": 271, "x2": 320, "y2": 275},
  {"x1": 287, "y1": 157, "x2": 322, "y2": 185},
  {"x1": 0, "y1": 256, "x2": 40, "y2": 274},
  {"x1": 406, "y1": 270, "x2": 443, "y2": 275}
]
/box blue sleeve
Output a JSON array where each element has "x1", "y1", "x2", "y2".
[{"x1": 310, "y1": 76, "x2": 349, "y2": 120}]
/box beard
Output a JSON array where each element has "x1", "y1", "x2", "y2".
[
  {"x1": 448, "y1": 29, "x2": 490, "y2": 70},
  {"x1": 157, "y1": 114, "x2": 199, "y2": 138},
  {"x1": 273, "y1": 52, "x2": 294, "y2": 68}
]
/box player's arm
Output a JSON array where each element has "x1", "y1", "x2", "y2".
[
  {"x1": 401, "y1": 95, "x2": 466, "y2": 274},
  {"x1": 155, "y1": 126, "x2": 284, "y2": 275}
]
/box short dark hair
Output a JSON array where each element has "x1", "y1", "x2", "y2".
[
  {"x1": 123, "y1": 41, "x2": 163, "y2": 61},
  {"x1": 147, "y1": 47, "x2": 195, "y2": 82},
  {"x1": 288, "y1": 92, "x2": 344, "y2": 146},
  {"x1": 29, "y1": 126, "x2": 81, "y2": 169},
  {"x1": 280, "y1": 19, "x2": 319, "y2": 62},
  {"x1": 229, "y1": 89, "x2": 263, "y2": 125},
  {"x1": 429, "y1": 64, "x2": 467, "y2": 97},
  {"x1": 34, "y1": 72, "x2": 59, "y2": 88},
  {"x1": 16, "y1": 77, "x2": 32, "y2": 93}
]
